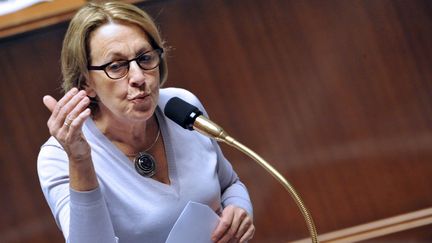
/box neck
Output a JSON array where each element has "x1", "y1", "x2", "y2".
[{"x1": 94, "y1": 112, "x2": 159, "y2": 154}]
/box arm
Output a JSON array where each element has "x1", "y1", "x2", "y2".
[
  {"x1": 161, "y1": 88, "x2": 255, "y2": 242},
  {"x1": 214, "y1": 140, "x2": 253, "y2": 215},
  {"x1": 183, "y1": 89, "x2": 253, "y2": 214},
  {"x1": 42, "y1": 88, "x2": 96, "y2": 191},
  {"x1": 192, "y1": 93, "x2": 254, "y2": 242},
  {"x1": 211, "y1": 140, "x2": 255, "y2": 243},
  {"x1": 39, "y1": 88, "x2": 117, "y2": 243}
]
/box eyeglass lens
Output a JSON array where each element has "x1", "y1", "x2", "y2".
[{"x1": 105, "y1": 49, "x2": 161, "y2": 79}]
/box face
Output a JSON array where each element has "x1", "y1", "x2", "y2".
[{"x1": 86, "y1": 22, "x2": 160, "y2": 123}]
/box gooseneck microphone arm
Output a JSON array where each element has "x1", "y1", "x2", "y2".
[{"x1": 164, "y1": 97, "x2": 319, "y2": 243}]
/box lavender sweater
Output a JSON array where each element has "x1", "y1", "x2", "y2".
[{"x1": 37, "y1": 88, "x2": 252, "y2": 243}]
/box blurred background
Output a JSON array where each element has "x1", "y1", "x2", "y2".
[{"x1": 0, "y1": 0, "x2": 431, "y2": 242}]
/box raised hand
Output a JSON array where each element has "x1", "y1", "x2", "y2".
[{"x1": 43, "y1": 88, "x2": 97, "y2": 190}]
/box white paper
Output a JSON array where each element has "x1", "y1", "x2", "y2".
[
  {"x1": 166, "y1": 201, "x2": 220, "y2": 243},
  {"x1": 0, "y1": 0, "x2": 52, "y2": 16}
]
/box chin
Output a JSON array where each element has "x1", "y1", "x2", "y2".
[{"x1": 129, "y1": 110, "x2": 155, "y2": 121}]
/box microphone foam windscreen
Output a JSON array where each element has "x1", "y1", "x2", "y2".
[{"x1": 164, "y1": 97, "x2": 203, "y2": 130}]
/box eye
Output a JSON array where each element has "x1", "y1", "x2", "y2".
[
  {"x1": 106, "y1": 61, "x2": 128, "y2": 73},
  {"x1": 137, "y1": 53, "x2": 154, "y2": 65}
]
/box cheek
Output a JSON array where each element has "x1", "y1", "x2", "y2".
[
  {"x1": 144, "y1": 70, "x2": 161, "y2": 92},
  {"x1": 87, "y1": 73, "x2": 107, "y2": 95},
  {"x1": 88, "y1": 76, "x2": 128, "y2": 103},
  {"x1": 149, "y1": 69, "x2": 160, "y2": 84},
  {"x1": 153, "y1": 87, "x2": 160, "y2": 100}
]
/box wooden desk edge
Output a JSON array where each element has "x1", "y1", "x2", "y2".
[
  {"x1": 291, "y1": 207, "x2": 432, "y2": 243},
  {"x1": 0, "y1": 0, "x2": 85, "y2": 39},
  {"x1": 0, "y1": 0, "x2": 146, "y2": 39}
]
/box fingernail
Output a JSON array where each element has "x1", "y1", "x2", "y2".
[{"x1": 78, "y1": 90, "x2": 87, "y2": 97}]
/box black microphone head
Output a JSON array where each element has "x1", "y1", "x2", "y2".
[{"x1": 164, "y1": 97, "x2": 203, "y2": 130}]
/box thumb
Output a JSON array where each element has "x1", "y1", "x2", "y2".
[{"x1": 43, "y1": 95, "x2": 57, "y2": 113}]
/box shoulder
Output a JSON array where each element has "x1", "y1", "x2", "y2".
[
  {"x1": 38, "y1": 136, "x2": 65, "y2": 163},
  {"x1": 40, "y1": 136, "x2": 64, "y2": 152},
  {"x1": 37, "y1": 136, "x2": 68, "y2": 178}
]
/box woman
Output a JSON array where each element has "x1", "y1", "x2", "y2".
[{"x1": 37, "y1": 1, "x2": 254, "y2": 243}]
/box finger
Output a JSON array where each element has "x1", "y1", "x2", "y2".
[
  {"x1": 67, "y1": 108, "x2": 91, "y2": 137},
  {"x1": 43, "y1": 95, "x2": 57, "y2": 113},
  {"x1": 47, "y1": 89, "x2": 86, "y2": 136},
  {"x1": 219, "y1": 208, "x2": 246, "y2": 243},
  {"x1": 55, "y1": 90, "x2": 88, "y2": 129},
  {"x1": 66, "y1": 99, "x2": 91, "y2": 133},
  {"x1": 51, "y1": 88, "x2": 79, "y2": 118},
  {"x1": 61, "y1": 107, "x2": 92, "y2": 160},
  {"x1": 212, "y1": 208, "x2": 234, "y2": 242},
  {"x1": 63, "y1": 95, "x2": 90, "y2": 125},
  {"x1": 235, "y1": 215, "x2": 253, "y2": 241},
  {"x1": 239, "y1": 224, "x2": 255, "y2": 243}
]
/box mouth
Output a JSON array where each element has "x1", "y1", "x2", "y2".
[{"x1": 129, "y1": 92, "x2": 149, "y2": 100}]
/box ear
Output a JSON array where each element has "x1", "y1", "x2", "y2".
[{"x1": 83, "y1": 79, "x2": 97, "y2": 98}]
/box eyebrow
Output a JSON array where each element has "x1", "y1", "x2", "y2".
[
  {"x1": 106, "y1": 45, "x2": 153, "y2": 61},
  {"x1": 135, "y1": 47, "x2": 153, "y2": 56}
]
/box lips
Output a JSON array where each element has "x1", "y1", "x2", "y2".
[{"x1": 128, "y1": 93, "x2": 149, "y2": 101}]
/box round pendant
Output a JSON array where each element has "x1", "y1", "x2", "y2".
[{"x1": 134, "y1": 152, "x2": 156, "y2": 177}]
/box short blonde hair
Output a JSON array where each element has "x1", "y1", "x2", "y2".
[{"x1": 61, "y1": 1, "x2": 168, "y2": 93}]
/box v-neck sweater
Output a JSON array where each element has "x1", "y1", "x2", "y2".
[{"x1": 37, "y1": 88, "x2": 252, "y2": 243}]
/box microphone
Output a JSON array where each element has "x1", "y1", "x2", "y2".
[
  {"x1": 164, "y1": 96, "x2": 319, "y2": 243},
  {"x1": 164, "y1": 97, "x2": 232, "y2": 142}
]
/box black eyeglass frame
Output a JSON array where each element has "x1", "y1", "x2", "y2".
[{"x1": 87, "y1": 48, "x2": 164, "y2": 80}]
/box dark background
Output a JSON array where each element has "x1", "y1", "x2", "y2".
[{"x1": 0, "y1": 0, "x2": 431, "y2": 242}]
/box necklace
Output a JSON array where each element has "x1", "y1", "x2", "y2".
[{"x1": 131, "y1": 125, "x2": 160, "y2": 178}]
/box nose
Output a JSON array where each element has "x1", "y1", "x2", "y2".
[{"x1": 128, "y1": 61, "x2": 146, "y2": 87}]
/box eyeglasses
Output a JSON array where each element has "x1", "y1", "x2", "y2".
[{"x1": 88, "y1": 48, "x2": 163, "y2": 80}]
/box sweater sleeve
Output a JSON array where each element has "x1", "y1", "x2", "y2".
[
  {"x1": 68, "y1": 188, "x2": 117, "y2": 243},
  {"x1": 213, "y1": 139, "x2": 253, "y2": 216},
  {"x1": 37, "y1": 138, "x2": 118, "y2": 243}
]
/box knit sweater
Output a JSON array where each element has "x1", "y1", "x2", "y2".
[{"x1": 37, "y1": 88, "x2": 252, "y2": 243}]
